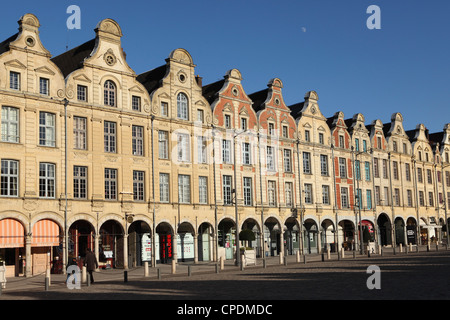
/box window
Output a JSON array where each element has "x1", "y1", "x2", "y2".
[
  {"x1": 339, "y1": 135, "x2": 345, "y2": 148},
  {"x1": 104, "y1": 168, "x2": 117, "y2": 200},
  {"x1": 77, "y1": 85, "x2": 87, "y2": 102},
  {"x1": 363, "y1": 140, "x2": 367, "y2": 152},
  {"x1": 407, "y1": 190, "x2": 413, "y2": 207},
  {"x1": 428, "y1": 192, "x2": 434, "y2": 206},
  {"x1": 394, "y1": 188, "x2": 400, "y2": 206},
  {"x1": 159, "y1": 173, "x2": 169, "y2": 203},
  {"x1": 1, "y1": 106, "x2": 19, "y2": 143},
  {"x1": 417, "y1": 168, "x2": 423, "y2": 183},
  {"x1": 384, "y1": 187, "x2": 390, "y2": 205},
  {"x1": 268, "y1": 181, "x2": 276, "y2": 206},
  {"x1": 366, "y1": 190, "x2": 372, "y2": 210},
  {"x1": 446, "y1": 171, "x2": 450, "y2": 187},
  {"x1": 267, "y1": 146, "x2": 276, "y2": 171},
  {"x1": 197, "y1": 136, "x2": 208, "y2": 164},
  {"x1": 224, "y1": 115, "x2": 231, "y2": 129},
  {"x1": 403, "y1": 143, "x2": 407, "y2": 154},
  {"x1": 197, "y1": 109, "x2": 204, "y2": 123},
  {"x1": 243, "y1": 177, "x2": 252, "y2": 206},
  {"x1": 427, "y1": 169, "x2": 432, "y2": 184},
  {"x1": 320, "y1": 155, "x2": 328, "y2": 176},
  {"x1": 341, "y1": 187, "x2": 349, "y2": 208},
  {"x1": 199, "y1": 176, "x2": 208, "y2": 204},
  {"x1": 355, "y1": 138, "x2": 360, "y2": 152},
  {"x1": 39, "y1": 112, "x2": 56, "y2": 147},
  {"x1": 132, "y1": 96, "x2": 141, "y2": 111},
  {"x1": 305, "y1": 130, "x2": 310, "y2": 142},
  {"x1": 132, "y1": 125, "x2": 144, "y2": 156},
  {"x1": 355, "y1": 160, "x2": 361, "y2": 180},
  {"x1": 405, "y1": 163, "x2": 411, "y2": 181},
  {"x1": 104, "y1": 121, "x2": 116, "y2": 153},
  {"x1": 303, "y1": 152, "x2": 311, "y2": 174},
  {"x1": 73, "y1": 166, "x2": 87, "y2": 199},
  {"x1": 339, "y1": 158, "x2": 347, "y2": 178},
  {"x1": 319, "y1": 133, "x2": 324, "y2": 145},
  {"x1": 177, "y1": 133, "x2": 190, "y2": 162},
  {"x1": 178, "y1": 175, "x2": 191, "y2": 203},
  {"x1": 158, "y1": 131, "x2": 169, "y2": 159},
  {"x1": 285, "y1": 182, "x2": 293, "y2": 207},
  {"x1": 382, "y1": 159, "x2": 388, "y2": 179},
  {"x1": 177, "y1": 93, "x2": 189, "y2": 120},
  {"x1": 374, "y1": 158, "x2": 379, "y2": 178},
  {"x1": 160, "y1": 102, "x2": 168, "y2": 117},
  {"x1": 242, "y1": 142, "x2": 251, "y2": 165},
  {"x1": 393, "y1": 161, "x2": 399, "y2": 180},
  {"x1": 133, "y1": 171, "x2": 145, "y2": 201},
  {"x1": 73, "y1": 116, "x2": 87, "y2": 150},
  {"x1": 393, "y1": 141, "x2": 398, "y2": 152},
  {"x1": 223, "y1": 175, "x2": 232, "y2": 205},
  {"x1": 1, "y1": 160, "x2": 18, "y2": 197},
  {"x1": 282, "y1": 126, "x2": 288, "y2": 138},
  {"x1": 222, "y1": 140, "x2": 232, "y2": 164},
  {"x1": 375, "y1": 186, "x2": 381, "y2": 206},
  {"x1": 322, "y1": 185, "x2": 330, "y2": 205},
  {"x1": 419, "y1": 191, "x2": 424, "y2": 206},
  {"x1": 304, "y1": 183, "x2": 313, "y2": 204},
  {"x1": 9, "y1": 71, "x2": 20, "y2": 90},
  {"x1": 268, "y1": 123, "x2": 275, "y2": 136},
  {"x1": 377, "y1": 137, "x2": 382, "y2": 149},
  {"x1": 356, "y1": 189, "x2": 362, "y2": 209},
  {"x1": 104, "y1": 80, "x2": 116, "y2": 107},
  {"x1": 39, "y1": 77, "x2": 49, "y2": 95},
  {"x1": 240, "y1": 118, "x2": 247, "y2": 131},
  {"x1": 365, "y1": 162, "x2": 371, "y2": 181},
  {"x1": 39, "y1": 163, "x2": 55, "y2": 198},
  {"x1": 283, "y1": 149, "x2": 292, "y2": 172}
]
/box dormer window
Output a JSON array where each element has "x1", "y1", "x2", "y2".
[{"x1": 104, "y1": 80, "x2": 116, "y2": 107}]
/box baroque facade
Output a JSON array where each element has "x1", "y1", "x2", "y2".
[{"x1": 0, "y1": 14, "x2": 449, "y2": 277}]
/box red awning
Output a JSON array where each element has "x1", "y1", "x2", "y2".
[
  {"x1": 32, "y1": 219, "x2": 60, "y2": 247},
  {"x1": 0, "y1": 218, "x2": 25, "y2": 248}
]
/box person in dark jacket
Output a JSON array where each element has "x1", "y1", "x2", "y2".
[{"x1": 84, "y1": 249, "x2": 98, "y2": 284}]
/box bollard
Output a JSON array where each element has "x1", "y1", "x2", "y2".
[
  {"x1": 87, "y1": 273, "x2": 91, "y2": 287},
  {"x1": 46, "y1": 268, "x2": 51, "y2": 287},
  {"x1": 188, "y1": 265, "x2": 192, "y2": 277},
  {"x1": 263, "y1": 258, "x2": 266, "y2": 269},
  {"x1": 341, "y1": 248, "x2": 345, "y2": 259},
  {"x1": 284, "y1": 256, "x2": 288, "y2": 266},
  {"x1": 157, "y1": 268, "x2": 161, "y2": 280},
  {"x1": 399, "y1": 243, "x2": 403, "y2": 253},
  {"x1": 144, "y1": 261, "x2": 149, "y2": 277},
  {"x1": 296, "y1": 251, "x2": 300, "y2": 263},
  {"x1": 220, "y1": 256, "x2": 224, "y2": 271},
  {"x1": 409, "y1": 242, "x2": 412, "y2": 253},
  {"x1": 240, "y1": 254, "x2": 245, "y2": 271},
  {"x1": 82, "y1": 266, "x2": 87, "y2": 284},
  {"x1": 436, "y1": 244, "x2": 439, "y2": 251},
  {"x1": 427, "y1": 243, "x2": 430, "y2": 252},
  {"x1": 215, "y1": 263, "x2": 219, "y2": 274},
  {"x1": 327, "y1": 248, "x2": 331, "y2": 260},
  {"x1": 171, "y1": 259, "x2": 176, "y2": 274},
  {"x1": 45, "y1": 276, "x2": 49, "y2": 291},
  {"x1": 367, "y1": 246, "x2": 371, "y2": 258},
  {"x1": 321, "y1": 253, "x2": 325, "y2": 262},
  {"x1": 279, "y1": 252, "x2": 283, "y2": 265},
  {"x1": 124, "y1": 270, "x2": 128, "y2": 282},
  {"x1": 303, "y1": 254, "x2": 307, "y2": 264}
]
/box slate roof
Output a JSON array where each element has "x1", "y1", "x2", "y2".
[
  {"x1": 247, "y1": 88, "x2": 269, "y2": 113},
  {"x1": 51, "y1": 39, "x2": 96, "y2": 78},
  {"x1": 201, "y1": 79, "x2": 225, "y2": 105},
  {"x1": 0, "y1": 33, "x2": 18, "y2": 56},
  {"x1": 136, "y1": 64, "x2": 168, "y2": 96}
]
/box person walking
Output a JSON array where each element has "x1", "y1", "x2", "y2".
[{"x1": 84, "y1": 249, "x2": 98, "y2": 284}]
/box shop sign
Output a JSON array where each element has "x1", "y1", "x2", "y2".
[{"x1": 141, "y1": 233, "x2": 152, "y2": 262}]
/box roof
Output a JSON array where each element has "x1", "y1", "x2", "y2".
[
  {"x1": 202, "y1": 79, "x2": 225, "y2": 105},
  {"x1": 248, "y1": 88, "x2": 269, "y2": 113},
  {"x1": 287, "y1": 102, "x2": 305, "y2": 119},
  {"x1": 51, "y1": 39, "x2": 96, "y2": 78},
  {"x1": 0, "y1": 33, "x2": 18, "y2": 56},
  {"x1": 136, "y1": 64, "x2": 168, "y2": 95}
]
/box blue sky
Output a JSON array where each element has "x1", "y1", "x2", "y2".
[{"x1": 2, "y1": 0, "x2": 449, "y2": 134}]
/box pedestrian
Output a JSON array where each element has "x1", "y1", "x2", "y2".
[{"x1": 84, "y1": 249, "x2": 98, "y2": 284}]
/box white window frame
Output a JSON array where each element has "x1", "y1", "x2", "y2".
[
  {"x1": 39, "y1": 112, "x2": 56, "y2": 147},
  {"x1": 1, "y1": 106, "x2": 19, "y2": 143},
  {"x1": 1, "y1": 159, "x2": 19, "y2": 197},
  {"x1": 39, "y1": 162, "x2": 55, "y2": 198}
]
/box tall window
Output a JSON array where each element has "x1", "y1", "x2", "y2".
[
  {"x1": 382, "y1": 159, "x2": 388, "y2": 179},
  {"x1": 77, "y1": 85, "x2": 87, "y2": 102},
  {"x1": 405, "y1": 163, "x2": 411, "y2": 181},
  {"x1": 104, "y1": 121, "x2": 116, "y2": 153},
  {"x1": 428, "y1": 192, "x2": 434, "y2": 206},
  {"x1": 393, "y1": 161, "x2": 399, "y2": 180},
  {"x1": 39, "y1": 163, "x2": 55, "y2": 198},
  {"x1": 322, "y1": 185, "x2": 330, "y2": 205},
  {"x1": 240, "y1": 118, "x2": 247, "y2": 131},
  {"x1": 407, "y1": 190, "x2": 413, "y2": 207},
  {"x1": 1, "y1": 106, "x2": 19, "y2": 143},
  {"x1": 73, "y1": 116, "x2": 87, "y2": 150},
  {"x1": 224, "y1": 115, "x2": 231, "y2": 129},
  {"x1": 365, "y1": 162, "x2": 371, "y2": 181},
  {"x1": 1, "y1": 160, "x2": 18, "y2": 197},
  {"x1": 160, "y1": 102, "x2": 168, "y2": 117},
  {"x1": 374, "y1": 158, "x2": 379, "y2": 178},
  {"x1": 366, "y1": 190, "x2": 372, "y2": 210},
  {"x1": 133, "y1": 170, "x2": 145, "y2": 201},
  {"x1": 341, "y1": 187, "x2": 349, "y2": 208},
  {"x1": 267, "y1": 146, "x2": 275, "y2": 171},
  {"x1": 355, "y1": 160, "x2": 361, "y2": 180},
  {"x1": 339, "y1": 158, "x2": 347, "y2": 178},
  {"x1": 197, "y1": 136, "x2": 208, "y2": 164},
  {"x1": 39, "y1": 77, "x2": 49, "y2": 95},
  {"x1": 159, "y1": 173, "x2": 169, "y2": 203},
  {"x1": 419, "y1": 191, "x2": 424, "y2": 206},
  {"x1": 283, "y1": 149, "x2": 292, "y2": 172},
  {"x1": 132, "y1": 96, "x2": 141, "y2": 111},
  {"x1": 268, "y1": 181, "x2": 276, "y2": 207},
  {"x1": 39, "y1": 112, "x2": 56, "y2": 147},
  {"x1": 285, "y1": 182, "x2": 293, "y2": 207},
  {"x1": 132, "y1": 125, "x2": 144, "y2": 156},
  {"x1": 158, "y1": 131, "x2": 169, "y2": 159},
  {"x1": 9, "y1": 71, "x2": 20, "y2": 90},
  {"x1": 304, "y1": 184, "x2": 313, "y2": 204},
  {"x1": 320, "y1": 155, "x2": 328, "y2": 176},
  {"x1": 104, "y1": 168, "x2": 117, "y2": 200},
  {"x1": 104, "y1": 80, "x2": 116, "y2": 107},
  {"x1": 375, "y1": 186, "x2": 381, "y2": 206},
  {"x1": 243, "y1": 177, "x2": 252, "y2": 206},
  {"x1": 223, "y1": 175, "x2": 232, "y2": 205},
  {"x1": 178, "y1": 174, "x2": 191, "y2": 204},
  {"x1": 222, "y1": 140, "x2": 232, "y2": 164},
  {"x1": 177, "y1": 93, "x2": 189, "y2": 120},
  {"x1": 394, "y1": 188, "x2": 400, "y2": 206},
  {"x1": 177, "y1": 133, "x2": 190, "y2": 162},
  {"x1": 303, "y1": 152, "x2": 311, "y2": 174},
  {"x1": 198, "y1": 176, "x2": 208, "y2": 204},
  {"x1": 242, "y1": 142, "x2": 251, "y2": 165},
  {"x1": 73, "y1": 166, "x2": 87, "y2": 199},
  {"x1": 417, "y1": 168, "x2": 423, "y2": 183}
]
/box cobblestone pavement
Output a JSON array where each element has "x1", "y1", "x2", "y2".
[{"x1": 1, "y1": 246, "x2": 449, "y2": 301}]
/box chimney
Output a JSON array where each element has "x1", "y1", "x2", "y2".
[
  {"x1": 121, "y1": 48, "x2": 127, "y2": 61},
  {"x1": 195, "y1": 75, "x2": 203, "y2": 88}
]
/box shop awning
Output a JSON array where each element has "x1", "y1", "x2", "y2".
[
  {"x1": 0, "y1": 218, "x2": 25, "y2": 248},
  {"x1": 31, "y1": 219, "x2": 60, "y2": 247}
]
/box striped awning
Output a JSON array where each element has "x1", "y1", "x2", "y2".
[
  {"x1": 31, "y1": 219, "x2": 60, "y2": 247},
  {"x1": 0, "y1": 218, "x2": 25, "y2": 248}
]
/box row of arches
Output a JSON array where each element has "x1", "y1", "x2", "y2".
[{"x1": 1, "y1": 213, "x2": 447, "y2": 276}]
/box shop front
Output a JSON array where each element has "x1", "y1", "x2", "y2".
[{"x1": 0, "y1": 218, "x2": 25, "y2": 277}]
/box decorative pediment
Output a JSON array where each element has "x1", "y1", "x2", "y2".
[
  {"x1": 34, "y1": 66, "x2": 55, "y2": 76},
  {"x1": 158, "y1": 92, "x2": 170, "y2": 99},
  {"x1": 4, "y1": 59, "x2": 26, "y2": 70},
  {"x1": 129, "y1": 85, "x2": 145, "y2": 93},
  {"x1": 194, "y1": 100, "x2": 206, "y2": 107},
  {"x1": 223, "y1": 103, "x2": 233, "y2": 113},
  {"x1": 73, "y1": 74, "x2": 92, "y2": 83},
  {"x1": 303, "y1": 122, "x2": 312, "y2": 129}
]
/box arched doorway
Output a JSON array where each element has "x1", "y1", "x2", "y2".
[
  {"x1": 99, "y1": 220, "x2": 124, "y2": 268},
  {"x1": 284, "y1": 217, "x2": 299, "y2": 255},
  {"x1": 177, "y1": 222, "x2": 195, "y2": 262},
  {"x1": 406, "y1": 217, "x2": 417, "y2": 245},
  {"x1": 339, "y1": 220, "x2": 355, "y2": 251},
  {"x1": 218, "y1": 218, "x2": 235, "y2": 260},
  {"x1": 198, "y1": 222, "x2": 213, "y2": 262},
  {"x1": 395, "y1": 217, "x2": 406, "y2": 246},
  {"x1": 242, "y1": 218, "x2": 261, "y2": 257},
  {"x1": 321, "y1": 219, "x2": 336, "y2": 252},
  {"x1": 304, "y1": 219, "x2": 318, "y2": 254},
  {"x1": 264, "y1": 217, "x2": 281, "y2": 256},
  {"x1": 156, "y1": 222, "x2": 174, "y2": 264},
  {"x1": 69, "y1": 220, "x2": 95, "y2": 261},
  {"x1": 377, "y1": 214, "x2": 392, "y2": 246},
  {"x1": 127, "y1": 220, "x2": 151, "y2": 268}
]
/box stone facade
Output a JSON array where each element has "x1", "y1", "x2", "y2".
[{"x1": 0, "y1": 14, "x2": 449, "y2": 277}]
